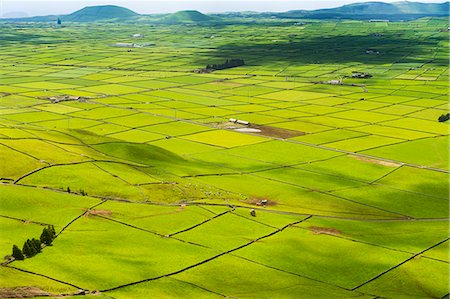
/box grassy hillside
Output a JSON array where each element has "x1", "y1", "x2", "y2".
[
  {"x1": 62, "y1": 5, "x2": 138, "y2": 22},
  {"x1": 0, "y1": 13, "x2": 448, "y2": 299},
  {"x1": 161, "y1": 10, "x2": 215, "y2": 24}
]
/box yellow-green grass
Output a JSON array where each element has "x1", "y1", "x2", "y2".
[
  {"x1": 187, "y1": 150, "x2": 275, "y2": 172},
  {"x1": 340, "y1": 100, "x2": 389, "y2": 111},
  {"x1": 271, "y1": 120, "x2": 333, "y2": 134},
  {"x1": 351, "y1": 124, "x2": 435, "y2": 140},
  {"x1": 194, "y1": 174, "x2": 401, "y2": 219},
  {"x1": 362, "y1": 136, "x2": 449, "y2": 170},
  {"x1": 1, "y1": 139, "x2": 92, "y2": 164},
  {"x1": 0, "y1": 144, "x2": 47, "y2": 180},
  {"x1": 86, "y1": 123, "x2": 130, "y2": 135},
  {"x1": 256, "y1": 166, "x2": 366, "y2": 192},
  {"x1": 331, "y1": 185, "x2": 449, "y2": 218},
  {"x1": 182, "y1": 130, "x2": 267, "y2": 148},
  {"x1": 106, "y1": 277, "x2": 218, "y2": 299},
  {"x1": 261, "y1": 109, "x2": 312, "y2": 119},
  {"x1": 259, "y1": 90, "x2": 329, "y2": 101},
  {"x1": 80, "y1": 84, "x2": 147, "y2": 95},
  {"x1": 329, "y1": 110, "x2": 400, "y2": 123},
  {"x1": 14, "y1": 81, "x2": 80, "y2": 90},
  {"x1": 299, "y1": 154, "x2": 396, "y2": 182},
  {"x1": 68, "y1": 107, "x2": 136, "y2": 120},
  {"x1": 292, "y1": 129, "x2": 367, "y2": 145},
  {"x1": 358, "y1": 257, "x2": 449, "y2": 299},
  {"x1": 0, "y1": 184, "x2": 100, "y2": 227},
  {"x1": 35, "y1": 104, "x2": 83, "y2": 114},
  {"x1": 2, "y1": 111, "x2": 65, "y2": 123},
  {"x1": 161, "y1": 75, "x2": 218, "y2": 85},
  {"x1": 374, "y1": 104, "x2": 424, "y2": 115},
  {"x1": 377, "y1": 166, "x2": 449, "y2": 199},
  {"x1": 14, "y1": 217, "x2": 218, "y2": 290},
  {"x1": 234, "y1": 225, "x2": 411, "y2": 289},
  {"x1": 35, "y1": 117, "x2": 102, "y2": 130},
  {"x1": 107, "y1": 113, "x2": 171, "y2": 128},
  {"x1": 123, "y1": 79, "x2": 182, "y2": 89},
  {"x1": 291, "y1": 104, "x2": 347, "y2": 115},
  {"x1": 323, "y1": 135, "x2": 404, "y2": 152},
  {"x1": 0, "y1": 266, "x2": 76, "y2": 294},
  {"x1": 223, "y1": 140, "x2": 340, "y2": 165},
  {"x1": 175, "y1": 255, "x2": 372, "y2": 299},
  {"x1": 423, "y1": 240, "x2": 449, "y2": 262},
  {"x1": 141, "y1": 121, "x2": 212, "y2": 136},
  {"x1": 177, "y1": 212, "x2": 276, "y2": 251},
  {"x1": 150, "y1": 138, "x2": 220, "y2": 155},
  {"x1": 298, "y1": 116, "x2": 366, "y2": 128},
  {"x1": 295, "y1": 217, "x2": 449, "y2": 253},
  {"x1": 94, "y1": 200, "x2": 222, "y2": 235},
  {"x1": 222, "y1": 85, "x2": 279, "y2": 96},
  {"x1": 181, "y1": 106, "x2": 235, "y2": 117},
  {"x1": 382, "y1": 118, "x2": 449, "y2": 135},
  {"x1": 108, "y1": 129, "x2": 164, "y2": 143},
  {"x1": 0, "y1": 217, "x2": 45, "y2": 256},
  {"x1": 92, "y1": 162, "x2": 160, "y2": 185},
  {"x1": 20, "y1": 162, "x2": 147, "y2": 201}
]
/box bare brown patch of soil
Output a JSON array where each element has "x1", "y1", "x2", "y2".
[
  {"x1": 350, "y1": 155, "x2": 401, "y2": 167},
  {"x1": 308, "y1": 226, "x2": 342, "y2": 236},
  {"x1": 0, "y1": 286, "x2": 49, "y2": 298},
  {"x1": 215, "y1": 121, "x2": 304, "y2": 139},
  {"x1": 85, "y1": 210, "x2": 112, "y2": 217},
  {"x1": 251, "y1": 124, "x2": 305, "y2": 139},
  {"x1": 249, "y1": 196, "x2": 277, "y2": 207}
]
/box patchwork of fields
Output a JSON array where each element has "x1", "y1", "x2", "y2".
[{"x1": 0, "y1": 18, "x2": 449, "y2": 298}]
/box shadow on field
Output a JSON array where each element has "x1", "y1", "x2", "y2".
[
  {"x1": 205, "y1": 34, "x2": 446, "y2": 66},
  {"x1": 0, "y1": 32, "x2": 67, "y2": 46}
]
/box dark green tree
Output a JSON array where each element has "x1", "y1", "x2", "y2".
[
  {"x1": 49, "y1": 225, "x2": 56, "y2": 239},
  {"x1": 40, "y1": 227, "x2": 53, "y2": 246},
  {"x1": 22, "y1": 239, "x2": 32, "y2": 257},
  {"x1": 12, "y1": 245, "x2": 24, "y2": 260},
  {"x1": 31, "y1": 238, "x2": 42, "y2": 253},
  {"x1": 39, "y1": 227, "x2": 52, "y2": 246}
]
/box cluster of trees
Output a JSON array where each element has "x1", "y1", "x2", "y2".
[
  {"x1": 206, "y1": 59, "x2": 245, "y2": 71},
  {"x1": 67, "y1": 186, "x2": 87, "y2": 196},
  {"x1": 11, "y1": 225, "x2": 56, "y2": 261},
  {"x1": 438, "y1": 113, "x2": 449, "y2": 122}
]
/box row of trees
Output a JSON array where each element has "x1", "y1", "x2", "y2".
[
  {"x1": 206, "y1": 59, "x2": 245, "y2": 71},
  {"x1": 11, "y1": 225, "x2": 56, "y2": 260}
]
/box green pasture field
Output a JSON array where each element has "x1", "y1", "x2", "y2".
[{"x1": 0, "y1": 17, "x2": 448, "y2": 298}]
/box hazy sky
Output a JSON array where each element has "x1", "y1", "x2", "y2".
[{"x1": 0, "y1": 0, "x2": 446, "y2": 17}]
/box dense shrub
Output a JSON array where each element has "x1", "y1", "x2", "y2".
[{"x1": 438, "y1": 113, "x2": 449, "y2": 122}]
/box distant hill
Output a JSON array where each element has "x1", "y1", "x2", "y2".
[
  {"x1": 0, "y1": 2, "x2": 448, "y2": 23},
  {"x1": 277, "y1": 1, "x2": 450, "y2": 20},
  {"x1": 61, "y1": 5, "x2": 138, "y2": 22},
  {"x1": 315, "y1": 1, "x2": 449, "y2": 15},
  {"x1": 393, "y1": 1, "x2": 449, "y2": 14},
  {"x1": 161, "y1": 10, "x2": 214, "y2": 24}
]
